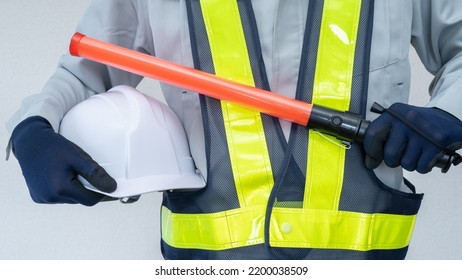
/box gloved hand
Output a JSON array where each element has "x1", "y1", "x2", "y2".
[
  {"x1": 11, "y1": 116, "x2": 117, "y2": 206},
  {"x1": 363, "y1": 103, "x2": 462, "y2": 173}
]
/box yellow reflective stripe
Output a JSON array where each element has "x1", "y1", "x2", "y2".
[
  {"x1": 305, "y1": 132, "x2": 345, "y2": 209},
  {"x1": 270, "y1": 208, "x2": 416, "y2": 250},
  {"x1": 200, "y1": 0, "x2": 274, "y2": 207},
  {"x1": 304, "y1": 0, "x2": 362, "y2": 210},
  {"x1": 162, "y1": 206, "x2": 265, "y2": 250},
  {"x1": 162, "y1": 206, "x2": 416, "y2": 251},
  {"x1": 312, "y1": 0, "x2": 362, "y2": 109}
]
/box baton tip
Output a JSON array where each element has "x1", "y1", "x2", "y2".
[{"x1": 69, "y1": 32, "x2": 85, "y2": 57}]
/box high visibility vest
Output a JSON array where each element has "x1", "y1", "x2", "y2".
[{"x1": 161, "y1": 0, "x2": 423, "y2": 260}]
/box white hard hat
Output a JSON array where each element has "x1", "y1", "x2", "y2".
[{"x1": 59, "y1": 85, "x2": 205, "y2": 198}]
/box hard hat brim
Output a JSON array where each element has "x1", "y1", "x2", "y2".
[{"x1": 79, "y1": 173, "x2": 206, "y2": 198}]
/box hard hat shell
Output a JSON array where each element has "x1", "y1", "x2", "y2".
[{"x1": 59, "y1": 85, "x2": 205, "y2": 197}]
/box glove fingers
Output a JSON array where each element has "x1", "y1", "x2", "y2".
[
  {"x1": 34, "y1": 168, "x2": 106, "y2": 206},
  {"x1": 400, "y1": 137, "x2": 422, "y2": 171},
  {"x1": 364, "y1": 155, "x2": 382, "y2": 170},
  {"x1": 383, "y1": 126, "x2": 407, "y2": 168},
  {"x1": 69, "y1": 142, "x2": 117, "y2": 193},
  {"x1": 364, "y1": 124, "x2": 391, "y2": 169},
  {"x1": 417, "y1": 147, "x2": 442, "y2": 174},
  {"x1": 63, "y1": 176, "x2": 106, "y2": 206}
]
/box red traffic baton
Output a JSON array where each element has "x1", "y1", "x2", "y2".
[
  {"x1": 70, "y1": 33, "x2": 311, "y2": 126},
  {"x1": 69, "y1": 32, "x2": 455, "y2": 172}
]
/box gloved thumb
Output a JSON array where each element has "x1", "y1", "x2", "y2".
[{"x1": 69, "y1": 142, "x2": 117, "y2": 193}]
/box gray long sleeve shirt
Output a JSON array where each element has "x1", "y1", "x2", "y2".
[{"x1": 7, "y1": 0, "x2": 462, "y2": 190}]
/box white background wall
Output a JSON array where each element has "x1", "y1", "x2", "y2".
[{"x1": 1, "y1": 0, "x2": 461, "y2": 260}]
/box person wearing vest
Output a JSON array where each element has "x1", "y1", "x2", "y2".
[{"x1": 6, "y1": 0, "x2": 462, "y2": 259}]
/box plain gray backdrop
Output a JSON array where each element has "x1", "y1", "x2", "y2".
[{"x1": 1, "y1": 0, "x2": 461, "y2": 259}]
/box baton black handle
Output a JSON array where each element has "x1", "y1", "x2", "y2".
[{"x1": 309, "y1": 103, "x2": 455, "y2": 173}]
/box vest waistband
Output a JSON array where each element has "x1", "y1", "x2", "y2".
[{"x1": 162, "y1": 206, "x2": 416, "y2": 251}]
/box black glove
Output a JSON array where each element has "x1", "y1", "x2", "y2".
[
  {"x1": 363, "y1": 103, "x2": 462, "y2": 173},
  {"x1": 11, "y1": 116, "x2": 117, "y2": 206}
]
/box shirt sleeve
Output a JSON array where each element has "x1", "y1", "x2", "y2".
[
  {"x1": 411, "y1": 0, "x2": 462, "y2": 121},
  {"x1": 6, "y1": 0, "x2": 155, "y2": 134}
]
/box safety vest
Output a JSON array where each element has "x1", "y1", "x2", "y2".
[{"x1": 161, "y1": 0, "x2": 423, "y2": 260}]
